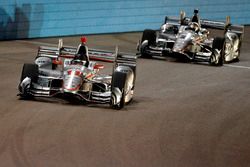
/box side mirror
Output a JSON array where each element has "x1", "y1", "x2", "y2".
[{"x1": 94, "y1": 64, "x2": 104, "y2": 70}]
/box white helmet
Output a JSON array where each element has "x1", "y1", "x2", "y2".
[{"x1": 188, "y1": 22, "x2": 200, "y2": 32}]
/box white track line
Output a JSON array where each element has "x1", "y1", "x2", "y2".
[{"x1": 224, "y1": 64, "x2": 250, "y2": 70}]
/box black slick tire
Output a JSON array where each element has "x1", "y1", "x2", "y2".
[
  {"x1": 110, "y1": 71, "x2": 127, "y2": 110},
  {"x1": 140, "y1": 29, "x2": 156, "y2": 58},
  {"x1": 19, "y1": 63, "x2": 39, "y2": 99},
  {"x1": 210, "y1": 37, "x2": 225, "y2": 66}
]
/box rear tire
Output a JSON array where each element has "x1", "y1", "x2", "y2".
[
  {"x1": 210, "y1": 37, "x2": 225, "y2": 66},
  {"x1": 110, "y1": 71, "x2": 127, "y2": 110},
  {"x1": 140, "y1": 29, "x2": 156, "y2": 58},
  {"x1": 233, "y1": 40, "x2": 242, "y2": 62}
]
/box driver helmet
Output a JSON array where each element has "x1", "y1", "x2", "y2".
[{"x1": 188, "y1": 22, "x2": 200, "y2": 32}]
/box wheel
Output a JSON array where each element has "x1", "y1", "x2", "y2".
[
  {"x1": 235, "y1": 34, "x2": 243, "y2": 62},
  {"x1": 210, "y1": 37, "x2": 225, "y2": 66},
  {"x1": 140, "y1": 29, "x2": 156, "y2": 58},
  {"x1": 19, "y1": 64, "x2": 38, "y2": 98},
  {"x1": 20, "y1": 63, "x2": 39, "y2": 82},
  {"x1": 232, "y1": 39, "x2": 242, "y2": 62},
  {"x1": 110, "y1": 71, "x2": 128, "y2": 110},
  {"x1": 224, "y1": 33, "x2": 241, "y2": 62},
  {"x1": 141, "y1": 29, "x2": 156, "y2": 45}
]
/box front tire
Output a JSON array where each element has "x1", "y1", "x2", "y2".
[
  {"x1": 140, "y1": 29, "x2": 156, "y2": 58},
  {"x1": 210, "y1": 37, "x2": 225, "y2": 66},
  {"x1": 110, "y1": 71, "x2": 128, "y2": 110},
  {"x1": 19, "y1": 64, "x2": 38, "y2": 99},
  {"x1": 20, "y1": 64, "x2": 39, "y2": 82}
]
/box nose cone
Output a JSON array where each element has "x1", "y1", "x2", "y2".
[
  {"x1": 172, "y1": 32, "x2": 193, "y2": 53},
  {"x1": 173, "y1": 38, "x2": 189, "y2": 53},
  {"x1": 63, "y1": 70, "x2": 82, "y2": 92},
  {"x1": 173, "y1": 41, "x2": 186, "y2": 52}
]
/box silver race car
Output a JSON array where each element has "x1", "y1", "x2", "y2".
[
  {"x1": 138, "y1": 9, "x2": 244, "y2": 66},
  {"x1": 18, "y1": 37, "x2": 137, "y2": 109}
]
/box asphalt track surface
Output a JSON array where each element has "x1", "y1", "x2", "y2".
[{"x1": 0, "y1": 27, "x2": 250, "y2": 167}]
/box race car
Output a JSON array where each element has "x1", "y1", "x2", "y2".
[
  {"x1": 18, "y1": 37, "x2": 137, "y2": 109},
  {"x1": 137, "y1": 9, "x2": 244, "y2": 66}
]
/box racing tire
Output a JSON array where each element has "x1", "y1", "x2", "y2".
[
  {"x1": 210, "y1": 37, "x2": 225, "y2": 66},
  {"x1": 110, "y1": 71, "x2": 128, "y2": 110},
  {"x1": 232, "y1": 40, "x2": 242, "y2": 63},
  {"x1": 233, "y1": 57, "x2": 240, "y2": 63},
  {"x1": 233, "y1": 38, "x2": 242, "y2": 63},
  {"x1": 20, "y1": 63, "x2": 39, "y2": 82},
  {"x1": 236, "y1": 35, "x2": 244, "y2": 62},
  {"x1": 19, "y1": 63, "x2": 39, "y2": 99},
  {"x1": 140, "y1": 29, "x2": 156, "y2": 58}
]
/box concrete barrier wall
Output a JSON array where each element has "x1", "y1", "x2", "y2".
[{"x1": 1, "y1": 0, "x2": 249, "y2": 39}]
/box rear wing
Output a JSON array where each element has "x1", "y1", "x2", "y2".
[
  {"x1": 36, "y1": 39, "x2": 136, "y2": 63},
  {"x1": 37, "y1": 46, "x2": 60, "y2": 59},
  {"x1": 165, "y1": 12, "x2": 244, "y2": 35},
  {"x1": 164, "y1": 16, "x2": 181, "y2": 26},
  {"x1": 113, "y1": 46, "x2": 137, "y2": 75},
  {"x1": 61, "y1": 46, "x2": 116, "y2": 62},
  {"x1": 186, "y1": 17, "x2": 244, "y2": 34},
  {"x1": 113, "y1": 46, "x2": 137, "y2": 66}
]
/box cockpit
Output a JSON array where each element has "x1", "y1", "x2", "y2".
[{"x1": 185, "y1": 22, "x2": 200, "y2": 33}]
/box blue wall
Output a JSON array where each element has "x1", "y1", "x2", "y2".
[{"x1": 1, "y1": 0, "x2": 250, "y2": 40}]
